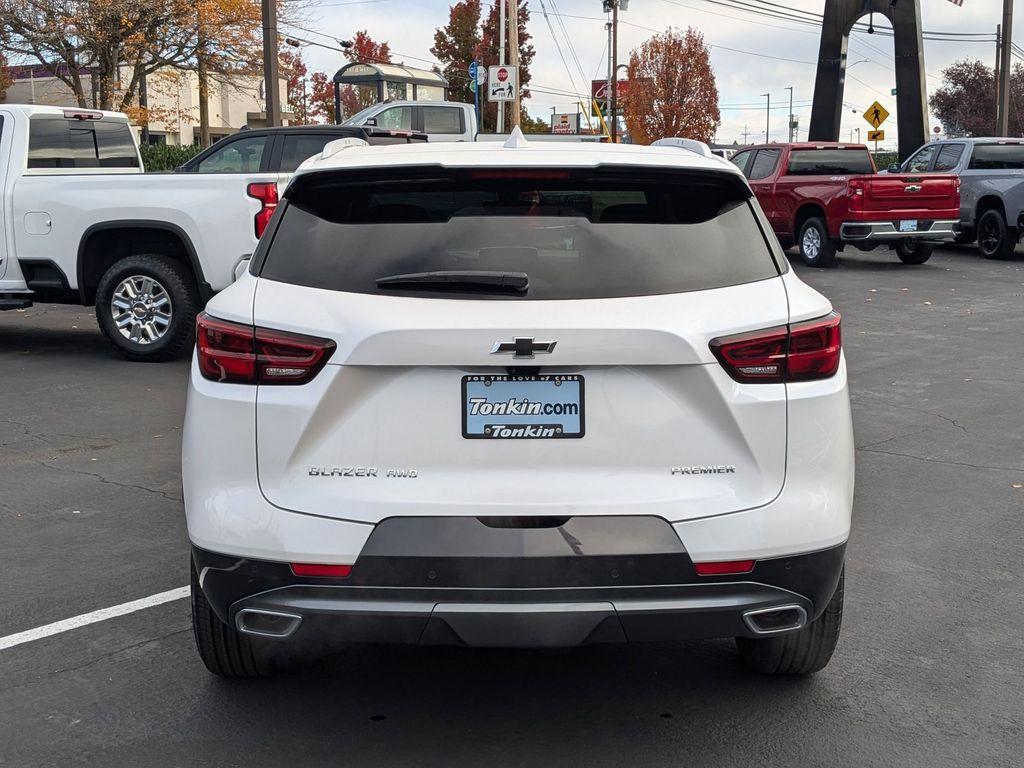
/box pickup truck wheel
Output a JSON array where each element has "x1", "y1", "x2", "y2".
[
  {"x1": 94, "y1": 254, "x2": 198, "y2": 362},
  {"x1": 191, "y1": 560, "x2": 276, "y2": 679},
  {"x1": 736, "y1": 569, "x2": 844, "y2": 675},
  {"x1": 895, "y1": 240, "x2": 934, "y2": 265},
  {"x1": 798, "y1": 218, "x2": 837, "y2": 268},
  {"x1": 976, "y1": 209, "x2": 1017, "y2": 260}
]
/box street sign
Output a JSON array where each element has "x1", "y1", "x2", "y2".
[
  {"x1": 468, "y1": 61, "x2": 478, "y2": 80},
  {"x1": 863, "y1": 101, "x2": 889, "y2": 129},
  {"x1": 469, "y1": 79, "x2": 477, "y2": 93},
  {"x1": 488, "y1": 65, "x2": 517, "y2": 102},
  {"x1": 868, "y1": 129, "x2": 884, "y2": 141},
  {"x1": 551, "y1": 113, "x2": 580, "y2": 134}
]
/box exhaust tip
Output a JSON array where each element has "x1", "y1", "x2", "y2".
[
  {"x1": 742, "y1": 604, "x2": 808, "y2": 636},
  {"x1": 235, "y1": 608, "x2": 303, "y2": 639}
]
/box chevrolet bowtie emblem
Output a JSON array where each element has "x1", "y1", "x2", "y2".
[{"x1": 490, "y1": 337, "x2": 557, "y2": 359}]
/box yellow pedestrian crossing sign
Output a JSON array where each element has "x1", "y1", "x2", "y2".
[
  {"x1": 868, "y1": 129, "x2": 885, "y2": 141},
  {"x1": 864, "y1": 101, "x2": 889, "y2": 129}
]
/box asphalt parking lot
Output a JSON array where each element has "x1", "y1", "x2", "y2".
[{"x1": 1, "y1": 245, "x2": 1022, "y2": 767}]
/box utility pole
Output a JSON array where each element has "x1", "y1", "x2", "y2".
[
  {"x1": 611, "y1": 0, "x2": 619, "y2": 142},
  {"x1": 261, "y1": 0, "x2": 282, "y2": 127},
  {"x1": 606, "y1": 21, "x2": 612, "y2": 134},
  {"x1": 509, "y1": 0, "x2": 521, "y2": 128},
  {"x1": 762, "y1": 92, "x2": 770, "y2": 142},
  {"x1": 998, "y1": 0, "x2": 1013, "y2": 136},
  {"x1": 995, "y1": 23, "x2": 1003, "y2": 133},
  {"x1": 786, "y1": 86, "x2": 793, "y2": 142},
  {"x1": 497, "y1": 0, "x2": 506, "y2": 132},
  {"x1": 741, "y1": 125, "x2": 750, "y2": 144}
]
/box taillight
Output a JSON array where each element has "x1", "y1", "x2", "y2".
[
  {"x1": 290, "y1": 563, "x2": 352, "y2": 578},
  {"x1": 196, "y1": 312, "x2": 335, "y2": 384},
  {"x1": 710, "y1": 312, "x2": 841, "y2": 384},
  {"x1": 247, "y1": 182, "x2": 278, "y2": 238},
  {"x1": 694, "y1": 560, "x2": 755, "y2": 576},
  {"x1": 848, "y1": 177, "x2": 865, "y2": 212}
]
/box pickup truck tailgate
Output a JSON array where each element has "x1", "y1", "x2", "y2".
[{"x1": 855, "y1": 174, "x2": 959, "y2": 216}]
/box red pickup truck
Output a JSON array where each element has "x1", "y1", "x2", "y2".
[{"x1": 731, "y1": 142, "x2": 960, "y2": 267}]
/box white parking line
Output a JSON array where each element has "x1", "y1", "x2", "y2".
[{"x1": 0, "y1": 586, "x2": 189, "y2": 652}]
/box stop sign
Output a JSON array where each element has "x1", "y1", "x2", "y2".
[{"x1": 497, "y1": 67, "x2": 509, "y2": 82}]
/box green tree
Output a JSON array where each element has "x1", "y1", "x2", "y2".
[{"x1": 431, "y1": 0, "x2": 482, "y2": 105}]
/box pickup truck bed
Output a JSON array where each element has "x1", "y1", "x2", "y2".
[{"x1": 732, "y1": 142, "x2": 959, "y2": 267}]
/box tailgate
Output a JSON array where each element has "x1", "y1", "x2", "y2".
[{"x1": 856, "y1": 174, "x2": 959, "y2": 216}]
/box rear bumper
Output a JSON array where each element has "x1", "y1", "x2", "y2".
[
  {"x1": 839, "y1": 219, "x2": 959, "y2": 242},
  {"x1": 192, "y1": 541, "x2": 845, "y2": 648}
]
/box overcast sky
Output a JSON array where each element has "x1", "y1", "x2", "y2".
[{"x1": 287, "y1": 0, "x2": 1006, "y2": 147}]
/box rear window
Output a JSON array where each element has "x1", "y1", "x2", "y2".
[
  {"x1": 786, "y1": 149, "x2": 873, "y2": 175},
  {"x1": 258, "y1": 168, "x2": 779, "y2": 300},
  {"x1": 968, "y1": 143, "x2": 1024, "y2": 170},
  {"x1": 27, "y1": 116, "x2": 139, "y2": 169}
]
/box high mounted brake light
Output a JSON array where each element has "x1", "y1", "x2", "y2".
[
  {"x1": 710, "y1": 312, "x2": 842, "y2": 384},
  {"x1": 196, "y1": 312, "x2": 335, "y2": 385},
  {"x1": 62, "y1": 109, "x2": 103, "y2": 120},
  {"x1": 247, "y1": 182, "x2": 279, "y2": 238}
]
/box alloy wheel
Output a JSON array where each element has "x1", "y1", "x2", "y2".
[{"x1": 110, "y1": 275, "x2": 173, "y2": 344}]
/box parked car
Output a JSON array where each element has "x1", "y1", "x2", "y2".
[
  {"x1": 889, "y1": 137, "x2": 1024, "y2": 259},
  {"x1": 0, "y1": 105, "x2": 424, "y2": 361},
  {"x1": 185, "y1": 130, "x2": 853, "y2": 678},
  {"x1": 731, "y1": 142, "x2": 960, "y2": 266},
  {"x1": 175, "y1": 123, "x2": 426, "y2": 174},
  {"x1": 342, "y1": 100, "x2": 608, "y2": 143}
]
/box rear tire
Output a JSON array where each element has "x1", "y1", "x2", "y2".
[
  {"x1": 976, "y1": 209, "x2": 1017, "y2": 260},
  {"x1": 736, "y1": 570, "x2": 844, "y2": 675},
  {"x1": 191, "y1": 559, "x2": 275, "y2": 679},
  {"x1": 895, "y1": 240, "x2": 934, "y2": 264},
  {"x1": 94, "y1": 254, "x2": 199, "y2": 362},
  {"x1": 797, "y1": 217, "x2": 838, "y2": 268}
]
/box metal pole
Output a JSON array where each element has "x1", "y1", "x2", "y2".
[
  {"x1": 509, "y1": 0, "x2": 520, "y2": 128},
  {"x1": 497, "y1": 0, "x2": 506, "y2": 132},
  {"x1": 762, "y1": 93, "x2": 770, "y2": 142},
  {"x1": 140, "y1": 69, "x2": 149, "y2": 144},
  {"x1": 998, "y1": 0, "x2": 1013, "y2": 136},
  {"x1": 786, "y1": 86, "x2": 793, "y2": 142},
  {"x1": 611, "y1": 1, "x2": 619, "y2": 142},
  {"x1": 995, "y1": 24, "x2": 1002, "y2": 133},
  {"x1": 261, "y1": 0, "x2": 281, "y2": 127},
  {"x1": 606, "y1": 21, "x2": 612, "y2": 134}
]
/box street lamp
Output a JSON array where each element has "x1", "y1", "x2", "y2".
[
  {"x1": 761, "y1": 92, "x2": 770, "y2": 142},
  {"x1": 785, "y1": 86, "x2": 793, "y2": 142}
]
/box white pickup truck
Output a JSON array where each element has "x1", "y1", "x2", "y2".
[
  {"x1": 0, "y1": 104, "x2": 423, "y2": 361},
  {"x1": 342, "y1": 100, "x2": 608, "y2": 143}
]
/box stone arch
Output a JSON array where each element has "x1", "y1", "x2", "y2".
[{"x1": 808, "y1": 0, "x2": 928, "y2": 160}]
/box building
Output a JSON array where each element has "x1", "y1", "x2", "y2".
[{"x1": 4, "y1": 65, "x2": 291, "y2": 145}]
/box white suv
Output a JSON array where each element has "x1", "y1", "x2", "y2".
[{"x1": 183, "y1": 133, "x2": 854, "y2": 678}]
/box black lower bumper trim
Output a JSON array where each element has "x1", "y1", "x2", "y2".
[{"x1": 192, "y1": 541, "x2": 845, "y2": 648}]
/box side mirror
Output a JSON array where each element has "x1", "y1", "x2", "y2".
[
  {"x1": 887, "y1": 163, "x2": 901, "y2": 173},
  {"x1": 364, "y1": 118, "x2": 377, "y2": 126}
]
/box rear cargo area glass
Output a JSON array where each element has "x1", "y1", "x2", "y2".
[{"x1": 260, "y1": 168, "x2": 779, "y2": 299}]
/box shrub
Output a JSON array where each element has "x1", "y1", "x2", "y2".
[{"x1": 141, "y1": 143, "x2": 202, "y2": 172}]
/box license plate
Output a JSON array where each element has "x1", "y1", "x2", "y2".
[
  {"x1": 899, "y1": 219, "x2": 918, "y2": 232},
  {"x1": 462, "y1": 375, "x2": 584, "y2": 439}
]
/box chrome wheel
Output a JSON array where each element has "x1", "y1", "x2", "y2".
[
  {"x1": 110, "y1": 275, "x2": 173, "y2": 344},
  {"x1": 802, "y1": 227, "x2": 822, "y2": 261}
]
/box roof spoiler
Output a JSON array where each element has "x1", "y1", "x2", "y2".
[
  {"x1": 652, "y1": 137, "x2": 715, "y2": 157},
  {"x1": 320, "y1": 137, "x2": 370, "y2": 160}
]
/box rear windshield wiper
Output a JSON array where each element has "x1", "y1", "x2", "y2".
[{"x1": 375, "y1": 270, "x2": 529, "y2": 293}]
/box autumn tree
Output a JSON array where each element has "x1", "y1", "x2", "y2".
[
  {"x1": 0, "y1": 0, "x2": 198, "y2": 110},
  {"x1": 520, "y1": 112, "x2": 549, "y2": 133},
  {"x1": 621, "y1": 27, "x2": 720, "y2": 145},
  {"x1": 280, "y1": 49, "x2": 311, "y2": 124},
  {"x1": 308, "y1": 70, "x2": 335, "y2": 123},
  {"x1": 930, "y1": 58, "x2": 1024, "y2": 137},
  {"x1": 431, "y1": 0, "x2": 482, "y2": 105},
  {"x1": 475, "y1": 0, "x2": 534, "y2": 132},
  {"x1": 0, "y1": 51, "x2": 11, "y2": 102}
]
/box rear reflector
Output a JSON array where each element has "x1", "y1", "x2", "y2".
[
  {"x1": 196, "y1": 312, "x2": 335, "y2": 385},
  {"x1": 709, "y1": 312, "x2": 841, "y2": 384},
  {"x1": 290, "y1": 563, "x2": 352, "y2": 578},
  {"x1": 694, "y1": 560, "x2": 755, "y2": 576}
]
